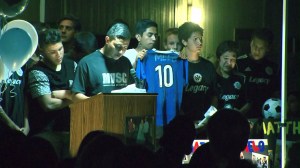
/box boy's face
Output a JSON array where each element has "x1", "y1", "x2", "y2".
[
  {"x1": 41, "y1": 42, "x2": 64, "y2": 66},
  {"x1": 105, "y1": 36, "x2": 129, "y2": 60},
  {"x1": 183, "y1": 32, "x2": 203, "y2": 54},
  {"x1": 137, "y1": 26, "x2": 158, "y2": 50},
  {"x1": 250, "y1": 37, "x2": 269, "y2": 60},
  {"x1": 219, "y1": 51, "x2": 237, "y2": 73},
  {"x1": 165, "y1": 34, "x2": 182, "y2": 52},
  {"x1": 59, "y1": 20, "x2": 76, "y2": 43}
]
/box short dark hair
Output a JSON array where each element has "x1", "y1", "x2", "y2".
[
  {"x1": 74, "y1": 31, "x2": 98, "y2": 53},
  {"x1": 159, "y1": 115, "x2": 196, "y2": 154},
  {"x1": 107, "y1": 23, "x2": 131, "y2": 40},
  {"x1": 106, "y1": 19, "x2": 129, "y2": 32},
  {"x1": 207, "y1": 109, "x2": 250, "y2": 156},
  {"x1": 164, "y1": 28, "x2": 179, "y2": 44},
  {"x1": 58, "y1": 14, "x2": 82, "y2": 32},
  {"x1": 135, "y1": 19, "x2": 158, "y2": 35},
  {"x1": 178, "y1": 22, "x2": 203, "y2": 47},
  {"x1": 216, "y1": 40, "x2": 239, "y2": 59},
  {"x1": 38, "y1": 29, "x2": 61, "y2": 48},
  {"x1": 251, "y1": 28, "x2": 273, "y2": 46}
]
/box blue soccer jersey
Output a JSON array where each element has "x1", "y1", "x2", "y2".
[{"x1": 136, "y1": 49, "x2": 187, "y2": 126}]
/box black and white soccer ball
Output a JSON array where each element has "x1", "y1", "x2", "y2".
[{"x1": 262, "y1": 98, "x2": 281, "y2": 119}]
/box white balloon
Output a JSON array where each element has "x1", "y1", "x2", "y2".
[
  {"x1": 1, "y1": 19, "x2": 38, "y2": 59},
  {"x1": 0, "y1": 57, "x2": 9, "y2": 81},
  {"x1": 0, "y1": 19, "x2": 38, "y2": 71},
  {"x1": 0, "y1": 57, "x2": 4, "y2": 81}
]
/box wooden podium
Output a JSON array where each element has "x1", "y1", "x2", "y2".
[{"x1": 69, "y1": 93, "x2": 157, "y2": 156}]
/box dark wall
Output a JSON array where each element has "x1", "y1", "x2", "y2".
[{"x1": 10, "y1": 0, "x2": 299, "y2": 56}]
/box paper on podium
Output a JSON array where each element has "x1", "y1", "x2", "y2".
[{"x1": 111, "y1": 84, "x2": 146, "y2": 93}]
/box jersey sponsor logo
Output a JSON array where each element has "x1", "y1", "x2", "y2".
[
  {"x1": 193, "y1": 73, "x2": 202, "y2": 83},
  {"x1": 102, "y1": 72, "x2": 128, "y2": 86},
  {"x1": 249, "y1": 76, "x2": 270, "y2": 85},
  {"x1": 154, "y1": 55, "x2": 177, "y2": 62},
  {"x1": 185, "y1": 84, "x2": 209, "y2": 93},
  {"x1": 234, "y1": 81, "x2": 242, "y2": 90},
  {"x1": 0, "y1": 78, "x2": 22, "y2": 100},
  {"x1": 221, "y1": 94, "x2": 239, "y2": 101},
  {"x1": 265, "y1": 66, "x2": 273, "y2": 75},
  {"x1": 0, "y1": 78, "x2": 22, "y2": 85},
  {"x1": 0, "y1": 69, "x2": 24, "y2": 100}
]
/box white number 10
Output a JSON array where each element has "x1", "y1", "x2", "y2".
[{"x1": 155, "y1": 65, "x2": 173, "y2": 87}]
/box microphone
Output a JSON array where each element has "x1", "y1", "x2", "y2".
[{"x1": 130, "y1": 68, "x2": 144, "y2": 88}]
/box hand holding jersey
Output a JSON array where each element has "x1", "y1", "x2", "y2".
[{"x1": 136, "y1": 49, "x2": 147, "y2": 60}]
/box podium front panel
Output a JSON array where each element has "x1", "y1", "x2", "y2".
[{"x1": 69, "y1": 93, "x2": 156, "y2": 156}]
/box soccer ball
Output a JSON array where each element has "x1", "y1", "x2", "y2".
[{"x1": 262, "y1": 98, "x2": 281, "y2": 119}]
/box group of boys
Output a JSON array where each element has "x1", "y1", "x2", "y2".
[{"x1": 0, "y1": 15, "x2": 280, "y2": 159}]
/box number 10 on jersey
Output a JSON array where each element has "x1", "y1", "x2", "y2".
[{"x1": 155, "y1": 65, "x2": 174, "y2": 87}]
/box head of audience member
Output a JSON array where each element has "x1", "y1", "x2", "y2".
[
  {"x1": 250, "y1": 28, "x2": 273, "y2": 61},
  {"x1": 178, "y1": 22, "x2": 204, "y2": 55},
  {"x1": 163, "y1": 28, "x2": 182, "y2": 52},
  {"x1": 58, "y1": 14, "x2": 81, "y2": 44},
  {"x1": 189, "y1": 109, "x2": 250, "y2": 168},
  {"x1": 38, "y1": 28, "x2": 64, "y2": 70},
  {"x1": 102, "y1": 22, "x2": 131, "y2": 60},
  {"x1": 109, "y1": 144, "x2": 158, "y2": 168},
  {"x1": 159, "y1": 115, "x2": 196, "y2": 159},
  {"x1": 190, "y1": 152, "x2": 257, "y2": 168},
  {"x1": 207, "y1": 109, "x2": 250, "y2": 160},
  {"x1": 24, "y1": 136, "x2": 58, "y2": 168},
  {"x1": 75, "y1": 133, "x2": 125, "y2": 168},
  {"x1": 0, "y1": 129, "x2": 27, "y2": 167},
  {"x1": 216, "y1": 40, "x2": 239, "y2": 76},
  {"x1": 71, "y1": 31, "x2": 98, "y2": 62},
  {"x1": 135, "y1": 19, "x2": 158, "y2": 50},
  {"x1": 157, "y1": 115, "x2": 196, "y2": 167},
  {"x1": 188, "y1": 142, "x2": 211, "y2": 168},
  {"x1": 76, "y1": 130, "x2": 105, "y2": 157}
]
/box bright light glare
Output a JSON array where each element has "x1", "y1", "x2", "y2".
[{"x1": 191, "y1": 7, "x2": 202, "y2": 25}]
